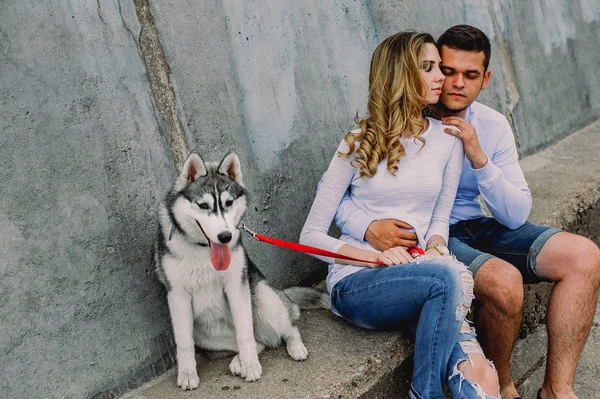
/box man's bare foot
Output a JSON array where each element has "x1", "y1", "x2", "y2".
[
  {"x1": 538, "y1": 387, "x2": 579, "y2": 399},
  {"x1": 500, "y1": 382, "x2": 520, "y2": 399}
]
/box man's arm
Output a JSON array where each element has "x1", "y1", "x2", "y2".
[
  {"x1": 331, "y1": 186, "x2": 417, "y2": 252},
  {"x1": 443, "y1": 116, "x2": 532, "y2": 229}
]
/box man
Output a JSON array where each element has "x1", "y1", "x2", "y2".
[{"x1": 335, "y1": 25, "x2": 600, "y2": 399}]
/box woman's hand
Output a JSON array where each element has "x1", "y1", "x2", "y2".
[{"x1": 376, "y1": 246, "x2": 414, "y2": 266}]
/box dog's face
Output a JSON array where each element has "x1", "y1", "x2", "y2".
[{"x1": 171, "y1": 152, "x2": 247, "y2": 271}]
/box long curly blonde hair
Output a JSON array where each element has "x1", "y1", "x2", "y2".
[{"x1": 341, "y1": 31, "x2": 435, "y2": 178}]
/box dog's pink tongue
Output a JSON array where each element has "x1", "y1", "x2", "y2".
[{"x1": 210, "y1": 243, "x2": 231, "y2": 271}]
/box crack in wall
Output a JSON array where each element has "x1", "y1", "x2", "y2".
[
  {"x1": 118, "y1": 0, "x2": 139, "y2": 51},
  {"x1": 133, "y1": 0, "x2": 189, "y2": 172},
  {"x1": 96, "y1": 0, "x2": 107, "y2": 25}
]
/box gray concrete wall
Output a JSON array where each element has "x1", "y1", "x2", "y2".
[
  {"x1": 1, "y1": 0, "x2": 598, "y2": 398},
  {"x1": 0, "y1": 1, "x2": 175, "y2": 398}
]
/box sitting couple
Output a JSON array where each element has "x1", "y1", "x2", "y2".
[{"x1": 300, "y1": 25, "x2": 600, "y2": 399}]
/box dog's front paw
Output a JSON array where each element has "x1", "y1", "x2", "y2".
[
  {"x1": 229, "y1": 354, "x2": 242, "y2": 376},
  {"x1": 287, "y1": 339, "x2": 308, "y2": 361},
  {"x1": 241, "y1": 357, "x2": 262, "y2": 381},
  {"x1": 177, "y1": 368, "x2": 200, "y2": 390},
  {"x1": 229, "y1": 354, "x2": 262, "y2": 381}
]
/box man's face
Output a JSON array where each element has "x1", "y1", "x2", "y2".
[{"x1": 439, "y1": 45, "x2": 491, "y2": 114}]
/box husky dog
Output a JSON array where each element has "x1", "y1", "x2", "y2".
[{"x1": 155, "y1": 151, "x2": 330, "y2": 390}]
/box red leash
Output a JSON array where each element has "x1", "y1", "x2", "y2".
[
  {"x1": 239, "y1": 222, "x2": 384, "y2": 265},
  {"x1": 239, "y1": 222, "x2": 423, "y2": 265}
]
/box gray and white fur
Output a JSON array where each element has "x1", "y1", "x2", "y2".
[{"x1": 155, "y1": 151, "x2": 330, "y2": 390}]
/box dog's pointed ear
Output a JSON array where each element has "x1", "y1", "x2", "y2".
[
  {"x1": 175, "y1": 153, "x2": 207, "y2": 191},
  {"x1": 217, "y1": 151, "x2": 243, "y2": 186}
]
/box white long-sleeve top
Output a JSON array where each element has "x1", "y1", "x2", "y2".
[{"x1": 300, "y1": 118, "x2": 464, "y2": 294}]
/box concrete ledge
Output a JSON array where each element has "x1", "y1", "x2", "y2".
[
  {"x1": 123, "y1": 310, "x2": 414, "y2": 399},
  {"x1": 125, "y1": 120, "x2": 600, "y2": 399}
]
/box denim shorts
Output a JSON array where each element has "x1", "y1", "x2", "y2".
[{"x1": 448, "y1": 217, "x2": 562, "y2": 284}]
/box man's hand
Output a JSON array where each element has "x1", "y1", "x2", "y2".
[
  {"x1": 365, "y1": 219, "x2": 417, "y2": 252},
  {"x1": 442, "y1": 116, "x2": 488, "y2": 169}
]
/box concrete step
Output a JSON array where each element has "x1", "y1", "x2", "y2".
[
  {"x1": 121, "y1": 309, "x2": 414, "y2": 399},
  {"x1": 122, "y1": 299, "x2": 600, "y2": 399}
]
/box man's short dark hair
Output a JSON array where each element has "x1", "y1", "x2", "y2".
[{"x1": 437, "y1": 25, "x2": 491, "y2": 71}]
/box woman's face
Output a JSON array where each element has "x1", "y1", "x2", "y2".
[{"x1": 420, "y1": 43, "x2": 445, "y2": 104}]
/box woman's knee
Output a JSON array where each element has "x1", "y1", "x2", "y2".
[
  {"x1": 427, "y1": 258, "x2": 472, "y2": 286},
  {"x1": 426, "y1": 258, "x2": 474, "y2": 319}
]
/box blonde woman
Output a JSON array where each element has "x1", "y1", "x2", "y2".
[{"x1": 300, "y1": 32, "x2": 499, "y2": 399}]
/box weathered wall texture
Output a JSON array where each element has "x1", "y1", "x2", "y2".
[
  {"x1": 1, "y1": 0, "x2": 598, "y2": 397},
  {"x1": 0, "y1": 1, "x2": 175, "y2": 398}
]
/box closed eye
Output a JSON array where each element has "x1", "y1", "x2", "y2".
[
  {"x1": 421, "y1": 61, "x2": 433, "y2": 72},
  {"x1": 440, "y1": 66, "x2": 454, "y2": 76}
]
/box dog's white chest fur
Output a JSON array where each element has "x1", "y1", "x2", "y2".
[{"x1": 164, "y1": 242, "x2": 244, "y2": 319}]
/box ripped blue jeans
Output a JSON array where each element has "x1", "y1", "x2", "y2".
[
  {"x1": 331, "y1": 256, "x2": 499, "y2": 399},
  {"x1": 446, "y1": 322, "x2": 500, "y2": 399}
]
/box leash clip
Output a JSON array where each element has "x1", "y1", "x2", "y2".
[{"x1": 238, "y1": 221, "x2": 258, "y2": 239}]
